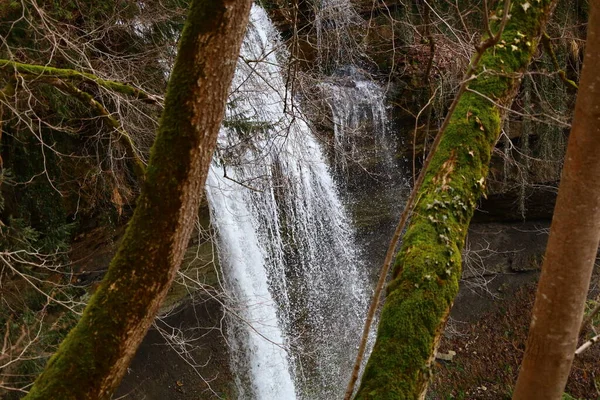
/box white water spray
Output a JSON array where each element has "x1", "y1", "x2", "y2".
[{"x1": 206, "y1": 5, "x2": 369, "y2": 399}]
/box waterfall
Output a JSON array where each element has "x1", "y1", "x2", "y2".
[
  {"x1": 206, "y1": 5, "x2": 369, "y2": 399},
  {"x1": 318, "y1": 67, "x2": 394, "y2": 176},
  {"x1": 314, "y1": 0, "x2": 363, "y2": 68}
]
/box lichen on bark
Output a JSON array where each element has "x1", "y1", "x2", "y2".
[{"x1": 355, "y1": 1, "x2": 558, "y2": 399}]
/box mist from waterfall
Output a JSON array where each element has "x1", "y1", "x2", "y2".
[{"x1": 206, "y1": 5, "x2": 369, "y2": 399}]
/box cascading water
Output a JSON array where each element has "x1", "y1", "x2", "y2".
[
  {"x1": 318, "y1": 67, "x2": 395, "y2": 176},
  {"x1": 312, "y1": 3, "x2": 410, "y2": 350},
  {"x1": 206, "y1": 5, "x2": 369, "y2": 399},
  {"x1": 313, "y1": 0, "x2": 363, "y2": 69}
]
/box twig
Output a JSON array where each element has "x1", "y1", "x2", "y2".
[
  {"x1": 222, "y1": 165, "x2": 262, "y2": 192},
  {"x1": 49, "y1": 79, "x2": 146, "y2": 179},
  {"x1": 412, "y1": 86, "x2": 439, "y2": 183},
  {"x1": 423, "y1": 1, "x2": 436, "y2": 85},
  {"x1": 465, "y1": 86, "x2": 571, "y2": 128},
  {"x1": 0, "y1": 59, "x2": 162, "y2": 106},
  {"x1": 476, "y1": 0, "x2": 511, "y2": 52},
  {"x1": 575, "y1": 334, "x2": 600, "y2": 356},
  {"x1": 541, "y1": 32, "x2": 579, "y2": 90}
]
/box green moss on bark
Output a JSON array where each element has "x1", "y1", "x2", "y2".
[
  {"x1": 355, "y1": 1, "x2": 558, "y2": 398},
  {"x1": 0, "y1": 59, "x2": 160, "y2": 105}
]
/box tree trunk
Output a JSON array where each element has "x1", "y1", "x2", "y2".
[
  {"x1": 512, "y1": 3, "x2": 600, "y2": 399},
  {"x1": 354, "y1": 1, "x2": 557, "y2": 399},
  {"x1": 23, "y1": 1, "x2": 252, "y2": 399}
]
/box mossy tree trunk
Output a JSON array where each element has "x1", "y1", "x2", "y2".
[
  {"x1": 513, "y1": 3, "x2": 600, "y2": 399},
  {"x1": 355, "y1": 1, "x2": 558, "y2": 399},
  {"x1": 23, "y1": 1, "x2": 252, "y2": 399}
]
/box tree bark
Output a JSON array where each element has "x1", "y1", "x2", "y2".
[
  {"x1": 512, "y1": 3, "x2": 600, "y2": 399},
  {"x1": 354, "y1": 1, "x2": 557, "y2": 399},
  {"x1": 23, "y1": 1, "x2": 252, "y2": 399}
]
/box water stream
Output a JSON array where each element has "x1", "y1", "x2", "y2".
[{"x1": 206, "y1": 5, "x2": 370, "y2": 399}]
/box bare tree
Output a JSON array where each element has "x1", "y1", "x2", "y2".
[
  {"x1": 21, "y1": 1, "x2": 253, "y2": 399},
  {"x1": 512, "y1": 2, "x2": 600, "y2": 398}
]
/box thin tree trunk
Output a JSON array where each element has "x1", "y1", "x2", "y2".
[
  {"x1": 512, "y1": 3, "x2": 600, "y2": 398},
  {"x1": 354, "y1": 1, "x2": 557, "y2": 398},
  {"x1": 23, "y1": 1, "x2": 252, "y2": 399}
]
